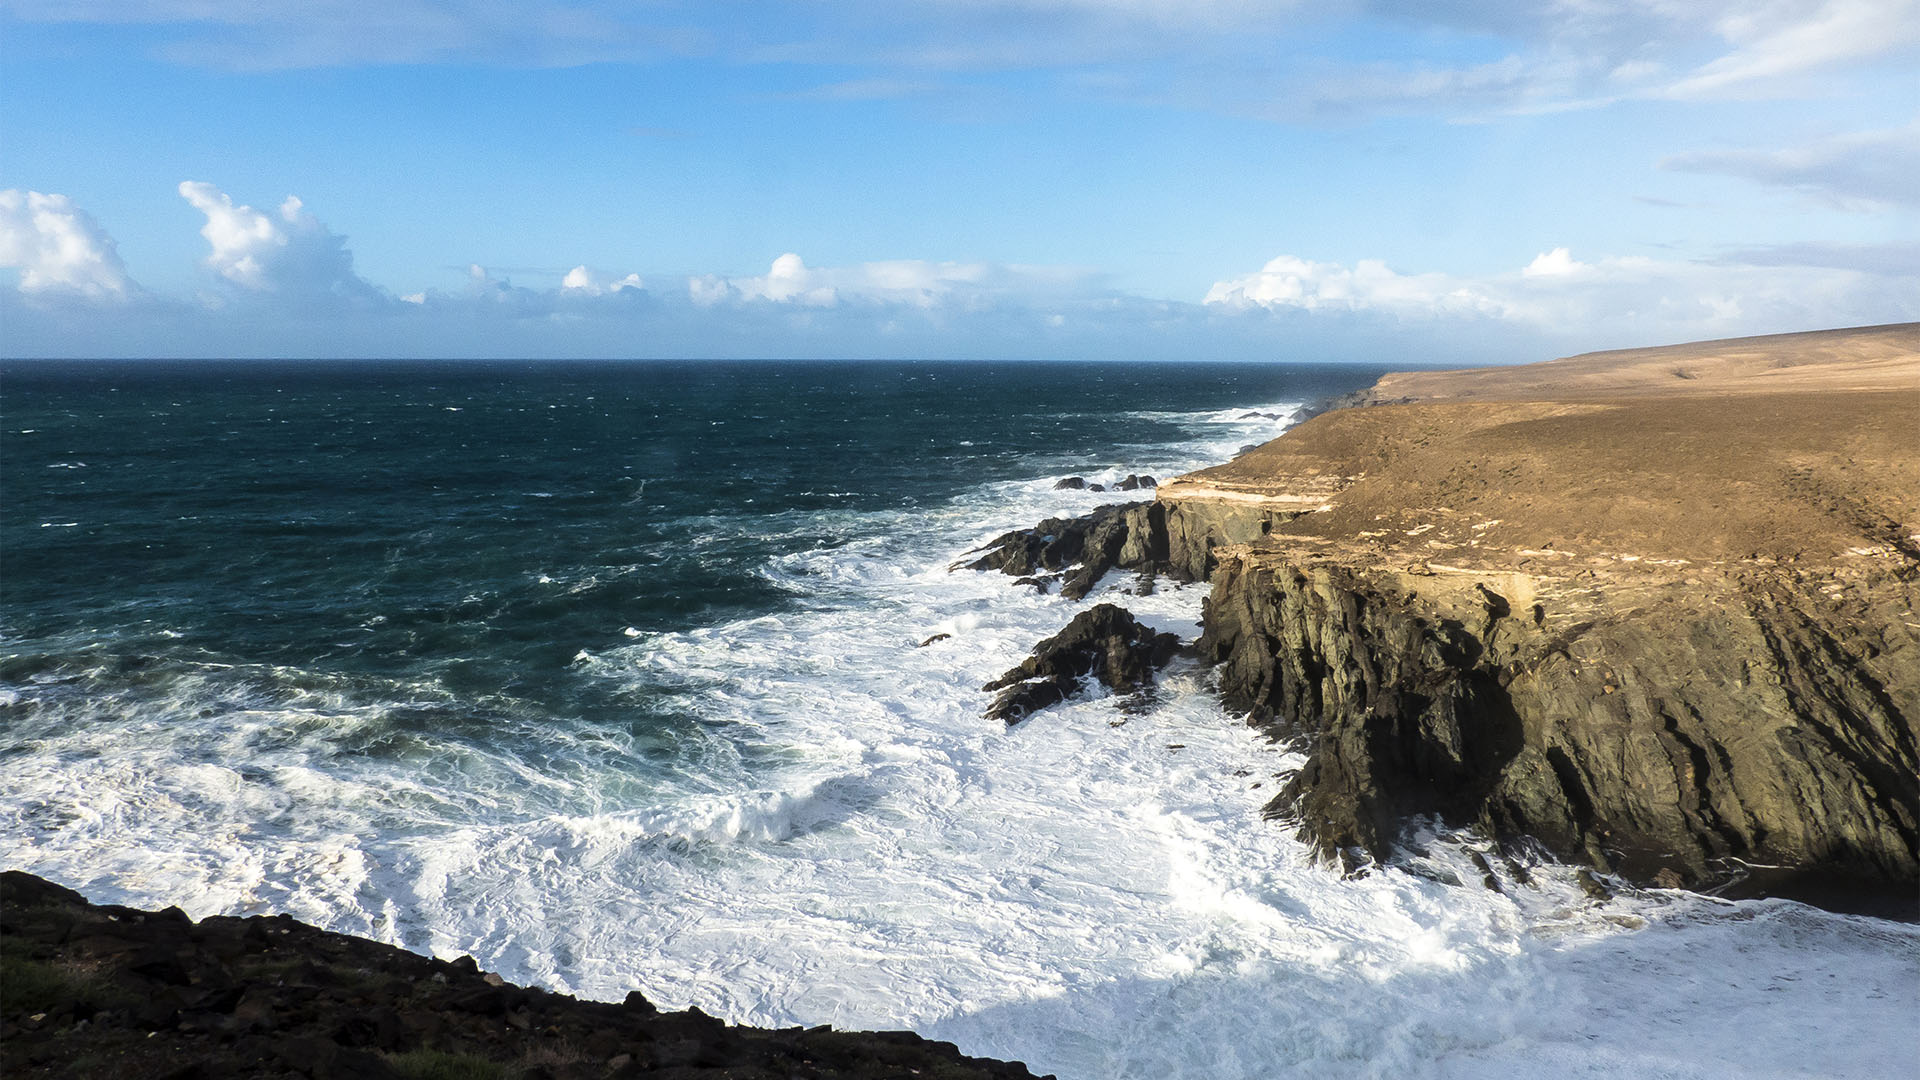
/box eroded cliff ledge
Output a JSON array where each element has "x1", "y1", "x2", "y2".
[
  {"x1": 1187, "y1": 324, "x2": 1920, "y2": 896},
  {"x1": 976, "y1": 325, "x2": 1920, "y2": 899}
]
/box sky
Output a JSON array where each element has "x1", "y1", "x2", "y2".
[{"x1": 2, "y1": 0, "x2": 1917, "y2": 362}]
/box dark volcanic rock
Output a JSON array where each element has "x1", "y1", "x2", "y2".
[
  {"x1": 959, "y1": 501, "x2": 1169, "y2": 600},
  {"x1": 1052, "y1": 476, "x2": 1088, "y2": 490},
  {"x1": 1114, "y1": 474, "x2": 1157, "y2": 491},
  {"x1": 1199, "y1": 553, "x2": 1920, "y2": 899},
  {"x1": 0, "y1": 871, "x2": 1052, "y2": 1080},
  {"x1": 984, "y1": 603, "x2": 1181, "y2": 724}
]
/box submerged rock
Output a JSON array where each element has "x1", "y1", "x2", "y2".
[{"x1": 984, "y1": 603, "x2": 1181, "y2": 724}]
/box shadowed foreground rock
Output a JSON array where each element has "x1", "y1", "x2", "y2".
[
  {"x1": 984, "y1": 604, "x2": 1180, "y2": 724},
  {"x1": 0, "y1": 871, "x2": 1051, "y2": 1080}
]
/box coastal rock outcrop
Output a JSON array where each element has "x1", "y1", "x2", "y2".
[
  {"x1": 961, "y1": 502, "x2": 1169, "y2": 600},
  {"x1": 968, "y1": 324, "x2": 1920, "y2": 903},
  {"x1": 0, "y1": 871, "x2": 1051, "y2": 1080},
  {"x1": 961, "y1": 495, "x2": 1310, "y2": 597},
  {"x1": 1174, "y1": 324, "x2": 1920, "y2": 898},
  {"x1": 984, "y1": 604, "x2": 1180, "y2": 723},
  {"x1": 1199, "y1": 553, "x2": 1920, "y2": 891}
]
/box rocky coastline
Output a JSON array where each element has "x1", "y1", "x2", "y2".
[
  {"x1": 7, "y1": 326, "x2": 1915, "y2": 1077},
  {"x1": 975, "y1": 324, "x2": 1920, "y2": 912},
  {"x1": 0, "y1": 871, "x2": 1050, "y2": 1080}
]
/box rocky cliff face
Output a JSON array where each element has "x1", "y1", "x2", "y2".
[
  {"x1": 969, "y1": 326, "x2": 1920, "y2": 902},
  {"x1": 1198, "y1": 550, "x2": 1919, "y2": 892},
  {"x1": 975, "y1": 492, "x2": 1920, "y2": 894}
]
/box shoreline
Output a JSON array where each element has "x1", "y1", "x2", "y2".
[
  {"x1": 0, "y1": 870, "x2": 1052, "y2": 1079},
  {"x1": 6, "y1": 340, "x2": 1916, "y2": 1076},
  {"x1": 975, "y1": 322, "x2": 1920, "y2": 912}
]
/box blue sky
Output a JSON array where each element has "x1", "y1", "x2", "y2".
[{"x1": 3, "y1": 1, "x2": 1916, "y2": 361}]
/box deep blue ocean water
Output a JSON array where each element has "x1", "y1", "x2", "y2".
[
  {"x1": 4, "y1": 358, "x2": 1914, "y2": 1080},
  {"x1": 1, "y1": 358, "x2": 1378, "y2": 744}
]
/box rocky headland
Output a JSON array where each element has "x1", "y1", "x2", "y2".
[
  {"x1": 977, "y1": 323, "x2": 1920, "y2": 909},
  {"x1": 0, "y1": 871, "x2": 1050, "y2": 1080}
]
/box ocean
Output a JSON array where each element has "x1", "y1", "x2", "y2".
[{"x1": 3, "y1": 358, "x2": 1914, "y2": 1079}]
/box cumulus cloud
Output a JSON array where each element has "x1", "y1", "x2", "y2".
[
  {"x1": 1660, "y1": 120, "x2": 1920, "y2": 208},
  {"x1": 561, "y1": 265, "x2": 643, "y2": 295},
  {"x1": 177, "y1": 181, "x2": 380, "y2": 301},
  {"x1": 0, "y1": 189, "x2": 135, "y2": 297},
  {"x1": 1205, "y1": 246, "x2": 1918, "y2": 339},
  {"x1": 689, "y1": 252, "x2": 1097, "y2": 311},
  {"x1": 1203, "y1": 255, "x2": 1511, "y2": 317}
]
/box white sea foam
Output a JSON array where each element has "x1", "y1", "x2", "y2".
[{"x1": 2, "y1": 401, "x2": 1915, "y2": 1079}]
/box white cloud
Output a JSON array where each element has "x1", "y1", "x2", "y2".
[
  {"x1": 1205, "y1": 246, "x2": 1918, "y2": 339},
  {"x1": 177, "y1": 181, "x2": 377, "y2": 299},
  {"x1": 1522, "y1": 247, "x2": 1585, "y2": 277},
  {"x1": 1203, "y1": 254, "x2": 1510, "y2": 317},
  {"x1": 1662, "y1": 0, "x2": 1920, "y2": 99},
  {"x1": 689, "y1": 252, "x2": 1086, "y2": 310},
  {"x1": 1661, "y1": 120, "x2": 1920, "y2": 208},
  {"x1": 561, "y1": 264, "x2": 643, "y2": 294},
  {"x1": 0, "y1": 189, "x2": 134, "y2": 297},
  {"x1": 1276, "y1": 0, "x2": 1920, "y2": 118}
]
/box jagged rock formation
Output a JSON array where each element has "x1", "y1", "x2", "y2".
[
  {"x1": 960, "y1": 495, "x2": 1311, "y2": 598},
  {"x1": 1199, "y1": 555, "x2": 1919, "y2": 891},
  {"x1": 1184, "y1": 325, "x2": 1920, "y2": 896},
  {"x1": 983, "y1": 603, "x2": 1180, "y2": 723},
  {"x1": 961, "y1": 503, "x2": 1167, "y2": 600},
  {"x1": 969, "y1": 324, "x2": 1920, "y2": 901},
  {"x1": 0, "y1": 871, "x2": 1050, "y2": 1080}
]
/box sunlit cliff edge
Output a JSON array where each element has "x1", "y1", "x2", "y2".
[
  {"x1": 1170, "y1": 324, "x2": 1920, "y2": 901},
  {"x1": 975, "y1": 324, "x2": 1918, "y2": 905}
]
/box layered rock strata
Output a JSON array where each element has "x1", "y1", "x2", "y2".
[{"x1": 977, "y1": 324, "x2": 1920, "y2": 899}]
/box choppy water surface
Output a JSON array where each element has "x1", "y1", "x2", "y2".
[{"x1": 3, "y1": 359, "x2": 1914, "y2": 1079}]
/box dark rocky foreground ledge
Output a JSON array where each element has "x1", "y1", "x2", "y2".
[
  {"x1": 972, "y1": 325, "x2": 1920, "y2": 912},
  {"x1": 0, "y1": 871, "x2": 1050, "y2": 1080}
]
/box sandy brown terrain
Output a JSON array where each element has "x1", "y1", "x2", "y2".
[
  {"x1": 1169, "y1": 323, "x2": 1920, "y2": 570},
  {"x1": 1363, "y1": 323, "x2": 1920, "y2": 402}
]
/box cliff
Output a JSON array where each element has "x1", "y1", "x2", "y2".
[{"x1": 977, "y1": 324, "x2": 1920, "y2": 902}]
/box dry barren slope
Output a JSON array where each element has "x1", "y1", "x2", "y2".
[{"x1": 1175, "y1": 323, "x2": 1920, "y2": 568}]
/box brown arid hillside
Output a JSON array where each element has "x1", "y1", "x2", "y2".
[{"x1": 1171, "y1": 323, "x2": 1920, "y2": 569}]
